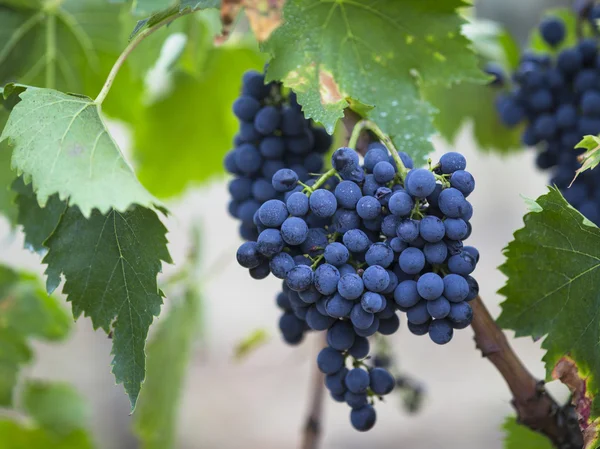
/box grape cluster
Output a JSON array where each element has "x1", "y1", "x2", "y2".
[
  {"x1": 494, "y1": 16, "x2": 600, "y2": 225},
  {"x1": 224, "y1": 70, "x2": 332, "y2": 241},
  {"x1": 235, "y1": 143, "x2": 479, "y2": 431}
]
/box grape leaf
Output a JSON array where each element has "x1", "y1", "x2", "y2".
[
  {"x1": 503, "y1": 417, "x2": 553, "y2": 449},
  {"x1": 0, "y1": 109, "x2": 17, "y2": 225},
  {"x1": 498, "y1": 188, "x2": 600, "y2": 419},
  {"x1": 0, "y1": 0, "x2": 124, "y2": 92},
  {"x1": 1, "y1": 86, "x2": 158, "y2": 216},
  {"x1": 0, "y1": 266, "x2": 71, "y2": 406},
  {"x1": 134, "y1": 42, "x2": 266, "y2": 198},
  {"x1": 574, "y1": 135, "x2": 600, "y2": 181},
  {"x1": 13, "y1": 177, "x2": 67, "y2": 253},
  {"x1": 43, "y1": 204, "x2": 172, "y2": 410},
  {"x1": 263, "y1": 0, "x2": 487, "y2": 162},
  {"x1": 133, "y1": 288, "x2": 201, "y2": 449},
  {"x1": 0, "y1": 421, "x2": 94, "y2": 449},
  {"x1": 0, "y1": 381, "x2": 94, "y2": 449},
  {"x1": 423, "y1": 81, "x2": 523, "y2": 153},
  {"x1": 132, "y1": 0, "x2": 174, "y2": 15},
  {"x1": 22, "y1": 381, "x2": 90, "y2": 436}
]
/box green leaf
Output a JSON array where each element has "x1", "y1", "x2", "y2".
[
  {"x1": 0, "y1": 0, "x2": 124, "y2": 93},
  {"x1": 22, "y1": 381, "x2": 89, "y2": 435},
  {"x1": 263, "y1": 0, "x2": 487, "y2": 162},
  {"x1": 574, "y1": 135, "x2": 600, "y2": 181},
  {"x1": 234, "y1": 328, "x2": 269, "y2": 361},
  {"x1": 0, "y1": 266, "x2": 71, "y2": 406},
  {"x1": 498, "y1": 188, "x2": 600, "y2": 417},
  {"x1": 0, "y1": 109, "x2": 17, "y2": 225},
  {"x1": 424, "y1": 81, "x2": 523, "y2": 153},
  {"x1": 0, "y1": 421, "x2": 94, "y2": 449},
  {"x1": 43, "y1": 205, "x2": 172, "y2": 410},
  {"x1": 133, "y1": 288, "x2": 201, "y2": 449},
  {"x1": 1, "y1": 86, "x2": 158, "y2": 216},
  {"x1": 132, "y1": 0, "x2": 174, "y2": 15},
  {"x1": 0, "y1": 381, "x2": 94, "y2": 449},
  {"x1": 13, "y1": 177, "x2": 67, "y2": 253},
  {"x1": 134, "y1": 43, "x2": 266, "y2": 198},
  {"x1": 503, "y1": 417, "x2": 553, "y2": 449}
]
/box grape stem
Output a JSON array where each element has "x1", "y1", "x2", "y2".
[
  {"x1": 348, "y1": 119, "x2": 409, "y2": 181},
  {"x1": 305, "y1": 168, "x2": 337, "y2": 194},
  {"x1": 94, "y1": 8, "x2": 194, "y2": 105},
  {"x1": 341, "y1": 109, "x2": 584, "y2": 449}
]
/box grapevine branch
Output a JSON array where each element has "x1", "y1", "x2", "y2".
[
  {"x1": 94, "y1": 9, "x2": 195, "y2": 105},
  {"x1": 301, "y1": 336, "x2": 326, "y2": 449},
  {"x1": 341, "y1": 110, "x2": 584, "y2": 449}
]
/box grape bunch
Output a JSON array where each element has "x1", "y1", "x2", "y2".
[
  {"x1": 224, "y1": 70, "x2": 332, "y2": 241},
  {"x1": 235, "y1": 143, "x2": 479, "y2": 431},
  {"x1": 493, "y1": 16, "x2": 600, "y2": 225}
]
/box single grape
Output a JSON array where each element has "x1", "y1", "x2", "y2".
[
  {"x1": 351, "y1": 303, "x2": 375, "y2": 330},
  {"x1": 315, "y1": 264, "x2": 341, "y2": 295},
  {"x1": 443, "y1": 273, "x2": 470, "y2": 302},
  {"x1": 388, "y1": 191, "x2": 414, "y2": 217},
  {"x1": 406, "y1": 168, "x2": 436, "y2": 198},
  {"x1": 439, "y1": 152, "x2": 467, "y2": 174},
  {"x1": 369, "y1": 367, "x2": 395, "y2": 395},
  {"x1": 325, "y1": 293, "x2": 354, "y2": 318},
  {"x1": 270, "y1": 252, "x2": 295, "y2": 279},
  {"x1": 373, "y1": 161, "x2": 396, "y2": 183},
  {"x1": 343, "y1": 229, "x2": 371, "y2": 253},
  {"x1": 393, "y1": 280, "x2": 420, "y2": 308},
  {"x1": 272, "y1": 168, "x2": 299, "y2": 192},
  {"x1": 299, "y1": 285, "x2": 321, "y2": 304},
  {"x1": 444, "y1": 218, "x2": 468, "y2": 240},
  {"x1": 317, "y1": 347, "x2": 345, "y2": 374},
  {"x1": 233, "y1": 95, "x2": 261, "y2": 121},
  {"x1": 309, "y1": 189, "x2": 338, "y2": 218},
  {"x1": 406, "y1": 300, "x2": 431, "y2": 325},
  {"x1": 364, "y1": 143, "x2": 389, "y2": 172},
  {"x1": 348, "y1": 336, "x2": 370, "y2": 359},
  {"x1": 448, "y1": 251, "x2": 477, "y2": 275},
  {"x1": 286, "y1": 192, "x2": 309, "y2": 217},
  {"x1": 334, "y1": 180, "x2": 363, "y2": 209},
  {"x1": 338, "y1": 273, "x2": 364, "y2": 300},
  {"x1": 449, "y1": 170, "x2": 475, "y2": 197},
  {"x1": 427, "y1": 296, "x2": 451, "y2": 319},
  {"x1": 254, "y1": 105, "x2": 281, "y2": 134},
  {"x1": 423, "y1": 241, "x2": 448, "y2": 264},
  {"x1": 258, "y1": 199, "x2": 288, "y2": 228},
  {"x1": 448, "y1": 301, "x2": 473, "y2": 326},
  {"x1": 353, "y1": 315, "x2": 380, "y2": 337},
  {"x1": 350, "y1": 405, "x2": 376, "y2": 432},
  {"x1": 397, "y1": 218, "x2": 420, "y2": 242},
  {"x1": 257, "y1": 229, "x2": 284, "y2": 257},
  {"x1": 281, "y1": 217, "x2": 309, "y2": 245},
  {"x1": 398, "y1": 247, "x2": 426, "y2": 275},
  {"x1": 378, "y1": 314, "x2": 400, "y2": 335},
  {"x1": 419, "y1": 216, "x2": 445, "y2": 243},
  {"x1": 416, "y1": 272, "x2": 444, "y2": 300},
  {"x1": 407, "y1": 319, "x2": 431, "y2": 336},
  {"x1": 365, "y1": 242, "x2": 394, "y2": 268},
  {"x1": 539, "y1": 17, "x2": 566, "y2": 47},
  {"x1": 356, "y1": 196, "x2": 381, "y2": 220},
  {"x1": 325, "y1": 367, "x2": 349, "y2": 395},
  {"x1": 361, "y1": 291, "x2": 384, "y2": 313},
  {"x1": 236, "y1": 241, "x2": 263, "y2": 269},
  {"x1": 345, "y1": 368, "x2": 370, "y2": 394},
  {"x1": 286, "y1": 265, "x2": 313, "y2": 291},
  {"x1": 327, "y1": 320, "x2": 356, "y2": 351},
  {"x1": 362, "y1": 265, "x2": 390, "y2": 293},
  {"x1": 429, "y1": 319, "x2": 454, "y2": 345},
  {"x1": 438, "y1": 188, "x2": 467, "y2": 218},
  {"x1": 306, "y1": 306, "x2": 335, "y2": 331},
  {"x1": 249, "y1": 260, "x2": 270, "y2": 279},
  {"x1": 345, "y1": 391, "x2": 368, "y2": 409}
]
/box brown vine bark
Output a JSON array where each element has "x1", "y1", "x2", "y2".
[
  {"x1": 341, "y1": 111, "x2": 584, "y2": 449},
  {"x1": 300, "y1": 337, "x2": 326, "y2": 449}
]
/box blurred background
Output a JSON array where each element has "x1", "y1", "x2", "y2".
[{"x1": 1, "y1": 0, "x2": 577, "y2": 448}]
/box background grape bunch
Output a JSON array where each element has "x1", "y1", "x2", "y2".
[
  {"x1": 493, "y1": 15, "x2": 600, "y2": 225},
  {"x1": 224, "y1": 70, "x2": 332, "y2": 241},
  {"x1": 231, "y1": 125, "x2": 479, "y2": 430}
]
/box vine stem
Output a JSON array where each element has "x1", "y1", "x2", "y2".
[
  {"x1": 300, "y1": 335, "x2": 326, "y2": 449},
  {"x1": 94, "y1": 10, "x2": 192, "y2": 105},
  {"x1": 341, "y1": 110, "x2": 583, "y2": 448},
  {"x1": 347, "y1": 118, "x2": 409, "y2": 180}
]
